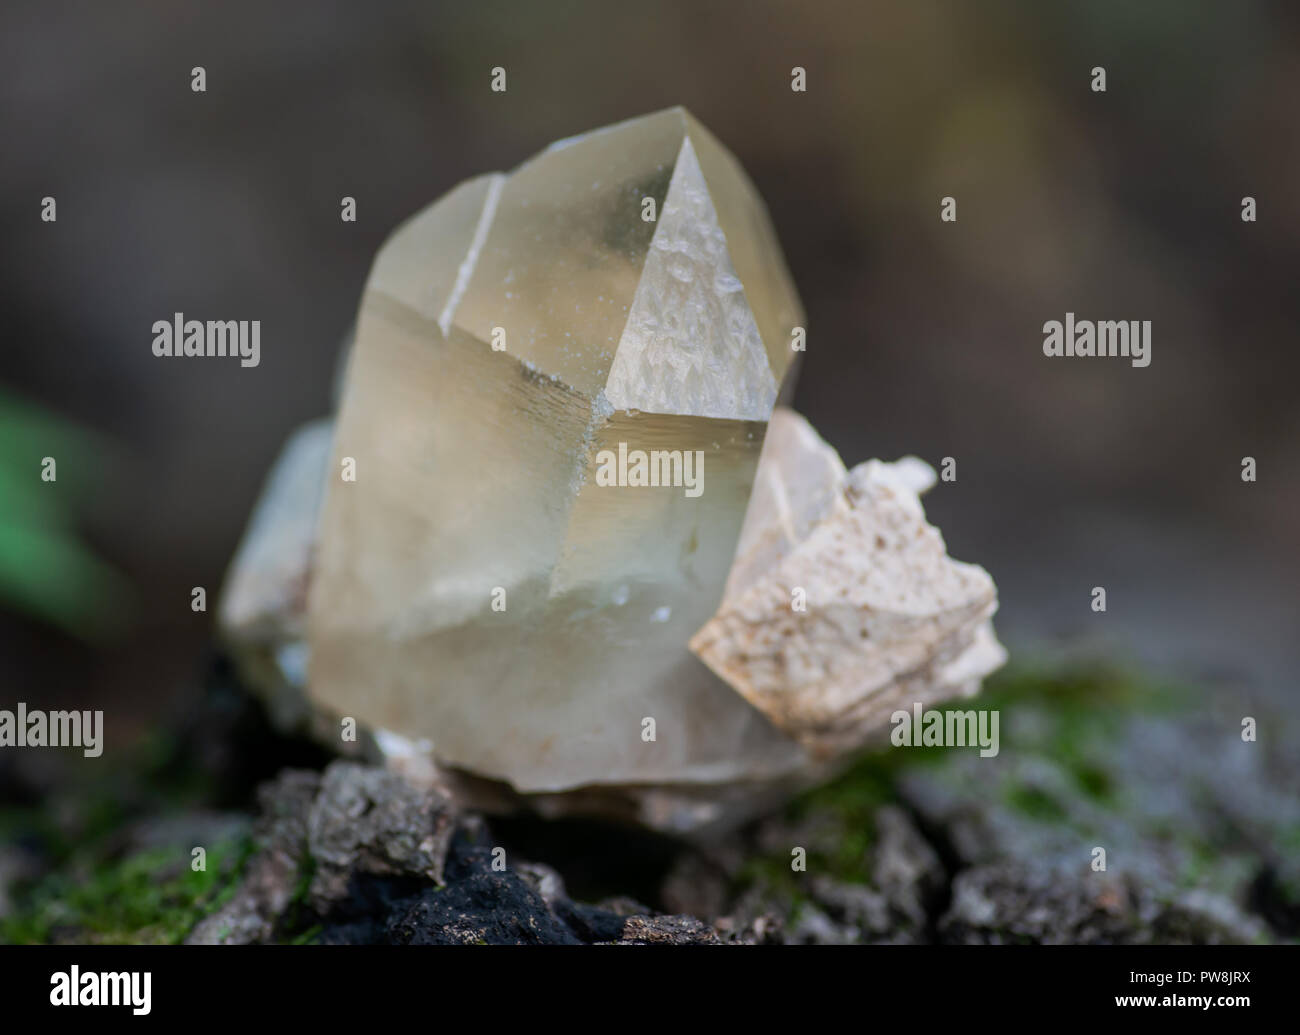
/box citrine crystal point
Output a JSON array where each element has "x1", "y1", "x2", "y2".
[
  {"x1": 306, "y1": 109, "x2": 810, "y2": 796},
  {"x1": 220, "y1": 110, "x2": 1004, "y2": 832}
]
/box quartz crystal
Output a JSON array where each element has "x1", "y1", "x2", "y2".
[
  {"x1": 220, "y1": 109, "x2": 1005, "y2": 832},
  {"x1": 307, "y1": 108, "x2": 808, "y2": 794}
]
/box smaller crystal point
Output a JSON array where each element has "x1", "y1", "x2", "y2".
[{"x1": 219, "y1": 419, "x2": 332, "y2": 649}]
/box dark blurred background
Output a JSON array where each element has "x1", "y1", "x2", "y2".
[{"x1": 3, "y1": 0, "x2": 1297, "y2": 744}]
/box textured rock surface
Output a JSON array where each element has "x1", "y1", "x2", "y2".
[
  {"x1": 187, "y1": 761, "x2": 723, "y2": 946},
  {"x1": 691, "y1": 409, "x2": 1005, "y2": 757},
  {"x1": 187, "y1": 770, "x2": 319, "y2": 945},
  {"x1": 7, "y1": 662, "x2": 1293, "y2": 946},
  {"x1": 304, "y1": 762, "x2": 456, "y2": 911},
  {"x1": 701, "y1": 668, "x2": 1293, "y2": 944}
]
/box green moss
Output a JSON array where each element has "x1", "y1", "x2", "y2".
[
  {"x1": 733, "y1": 722, "x2": 905, "y2": 899},
  {"x1": 1072, "y1": 763, "x2": 1114, "y2": 802},
  {"x1": 733, "y1": 855, "x2": 810, "y2": 918},
  {"x1": 0, "y1": 703, "x2": 261, "y2": 942},
  {"x1": 1172, "y1": 841, "x2": 1220, "y2": 888},
  {"x1": 733, "y1": 660, "x2": 1195, "y2": 906},
  {"x1": 1, "y1": 836, "x2": 251, "y2": 945},
  {"x1": 791, "y1": 757, "x2": 892, "y2": 882},
  {"x1": 1006, "y1": 785, "x2": 1068, "y2": 823},
  {"x1": 979, "y1": 660, "x2": 1191, "y2": 828},
  {"x1": 274, "y1": 852, "x2": 318, "y2": 943},
  {"x1": 0, "y1": 786, "x2": 133, "y2": 874},
  {"x1": 1278, "y1": 826, "x2": 1300, "y2": 856},
  {"x1": 289, "y1": 924, "x2": 323, "y2": 946}
]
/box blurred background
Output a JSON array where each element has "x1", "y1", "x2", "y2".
[{"x1": 2, "y1": 0, "x2": 1297, "y2": 746}]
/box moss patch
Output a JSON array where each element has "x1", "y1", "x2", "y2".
[
  {"x1": 2, "y1": 836, "x2": 251, "y2": 944},
  {"x1": 1006, "y1": 785, "x2": 1068, "y2": 823},
  {"x1": 733, "y1": 660, "x2": 1192, "y2": 905}
]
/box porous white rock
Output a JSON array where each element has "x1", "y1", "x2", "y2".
[{"x1": 690, "y1": 409, "x2": 1005, "y2": 758}]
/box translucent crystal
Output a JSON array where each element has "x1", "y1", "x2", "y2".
[{"x1": 307, "y1": 108, "x2": 807, "y2": 793}]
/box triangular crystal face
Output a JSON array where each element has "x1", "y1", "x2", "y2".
[
  {"x1": 444, "y1": 108, "x2": 687, "y2": 397},
  {"x1": 681, "y1": 111, "x2": 803, "y2": 388},
  {"x1": 604, "y1": 136, "x2": 777, "y2": 421}
]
